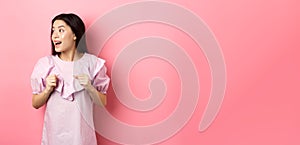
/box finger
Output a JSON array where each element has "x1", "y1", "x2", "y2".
[
  {"x1": 47, "y1": 82, "x2": 56, "y2": 87},
  {"x1": 77, "y1": 77, "x2": 83, "y2": 80},
  {"x1": 48, "y1": 74, "x2": 57, "y2": 78},
  {"x1": 76, "y1": 74, "x2": 88, "y2": 78},
  {"x1": 47, "y1": 82, "x2": 56, "y2": 86},
  {"x1": 48, "y1": 82, "x2": 56, "y2": 87},
  {"x1": 78, "y1": 80, "x2": 85, "y2": 84},
  {"x1": 73, "y1": 75, "x2": 79, "y2": 79},
  {"x1": 47, "y1": 76, "x2": 56, "y2": 81},
  {"x1": 48, "y1": 78, "x2": 56, "y2": 82},
  {"x1": 76, "y1": 76, "x2": 86, "y2": 81}
]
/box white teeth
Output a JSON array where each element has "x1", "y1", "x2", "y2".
[{"x1": 55, "y1": 41, "x2": 62, "y2": 45}]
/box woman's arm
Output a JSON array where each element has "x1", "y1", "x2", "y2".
[
  {"x1": 32, "y1": 74, "x2": 57, "y2": 109},
  {"x1": 85, "y1": 85, "x2": 107, "y2": 106},
  {"x1": 32, "y1": 89, "x2": 52, "y2": 109}
]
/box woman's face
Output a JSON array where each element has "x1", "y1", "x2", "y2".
[{"x1": 52, "y1": 20, "x2": 76, "y2": 53}]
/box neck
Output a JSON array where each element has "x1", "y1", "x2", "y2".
[{"x1": 59, "y1": 48, "x2": 83, "y2": 62}]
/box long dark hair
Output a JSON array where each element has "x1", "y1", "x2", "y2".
[{"x1": 51, "y1": 13, "x2": 87, "y2": 55}]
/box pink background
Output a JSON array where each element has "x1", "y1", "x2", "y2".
[{"x1": 0, "y1": 0, "x2": 299, "y2": 145}]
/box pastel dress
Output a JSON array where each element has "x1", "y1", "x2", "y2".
[{"x1": 31, "y1": 53, "x2": 110, "y2": 145}]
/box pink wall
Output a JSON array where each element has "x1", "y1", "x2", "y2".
[{"x1": 0, "y1": 0, "x2": 299, "y2": 145}]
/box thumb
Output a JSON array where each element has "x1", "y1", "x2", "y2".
[{"x1": 73, "y1": 75, "x2": 78, "y2": 79}]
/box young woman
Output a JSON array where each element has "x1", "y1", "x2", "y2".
[{"x1": 31, "y1": 13, "x2": 110, "y2": 145}]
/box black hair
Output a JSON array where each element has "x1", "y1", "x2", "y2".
[{"x1": 51, "y1": 13, "x2": 87, "y2": 55}]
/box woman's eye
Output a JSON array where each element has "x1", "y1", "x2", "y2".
[{"x1": 59, "y1": 29, "x2": 65, "y2": 33}]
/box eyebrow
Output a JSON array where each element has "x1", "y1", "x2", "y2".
[{"x1": 52, "y1": 25, "x2": 65, "y2": 29}]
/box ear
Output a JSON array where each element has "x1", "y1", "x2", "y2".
[{"x1": 73, "y1": 33, "x2": 77, "y2": 40}]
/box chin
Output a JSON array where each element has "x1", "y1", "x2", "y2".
[{"x1": 55, "y1": 48, "x2": 63, "y2": 53}]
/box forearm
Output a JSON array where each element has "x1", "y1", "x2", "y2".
[
  {"x1": 85, "y1": 85, "x2": 107, "y2": 106},
  {"x1": 32, "y1": 88, "x2": 52, "y2": 109}
]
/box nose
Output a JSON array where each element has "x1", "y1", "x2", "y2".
[{"x1": 52, "y1": 31, "x2": 59, "y2": 39}]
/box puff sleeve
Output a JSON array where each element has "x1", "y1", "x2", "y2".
[
  {"x1": 92, "y1": 58, "x2": 110, "y2": 94},
  {"x1": 30, "y1": 56, "x2": 54, "y2": 94}
]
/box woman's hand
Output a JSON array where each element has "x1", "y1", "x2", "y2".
[
  {"x1": 74, "y1": 74, "x2": 92, "y2": 89},
  {"x1": 74, "y1": 74, "x2": 107, "y2": 106},
  {"x1": 32, "y1": 74, "x2": 57, "y2": 109},
  {"x1": 45, "y1": 74, "x2": 57, "y2": 93}
]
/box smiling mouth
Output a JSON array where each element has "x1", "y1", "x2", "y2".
[{"x1": 54, "y1": 41, "x2": 62, "y2": 47}]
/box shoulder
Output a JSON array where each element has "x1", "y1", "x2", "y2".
[
  {"x1": 84, "y1": 53, "x2": 106, "y2": 66},
  {"x1": 31, "y1": 55, "x2": 55, "y2": 78},
  {"x1": 32, "y1": 55, "x2": 55, "y2": 72},
  {"x1": 84, "y1": 53, "x2": 105, "y2": 62},
  {"x1": 35, "y1": 55, "x2": 55, "y2": 66},
  {"x1": 83, "y1": 53, "x2": 107, "y2": 75}
]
